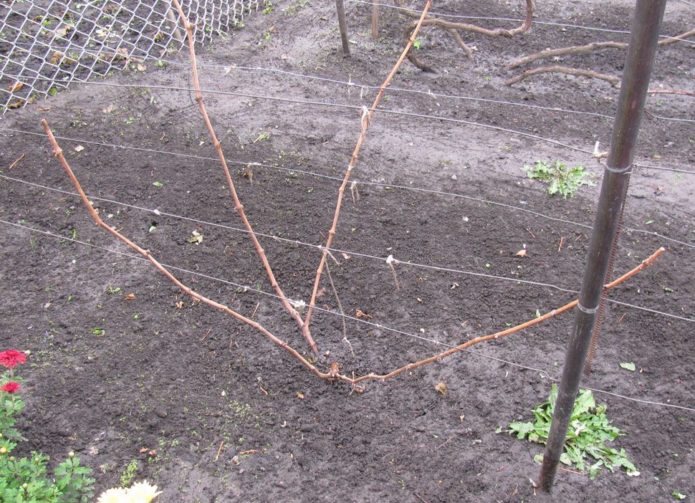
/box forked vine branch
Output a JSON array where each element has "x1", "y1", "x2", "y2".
[
  {"x1": 404, "y1": 0, "x2": 533, "y2": 72},
  {"x1": 39, "y1": 120, "x2": 668, "y2": 391},
  {"x1": 507, "y1": 27, "x2": 694, "y2": 86},
  {"x1": 170, "y1": 0, "x2": 316, "y2": 353},
  {"x1": 41, "y1": 1, "x2": 668, "y2": 390},
  {"x1": 302, "y1": 0, "x2": 433, "y2": 333}
]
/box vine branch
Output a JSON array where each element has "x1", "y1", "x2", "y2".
[
  {"x1": 302, "y1": 0, "x2": 433, "y2": 333},
  {"x1": 404, "y1": 0, "x2": 533, "y2": 72},
  {"x1": 505, "y1": 65, "x2": 621, "y2": 87},
  {"x1": 647, "y1": 88, "x2": 695, "y2": 98},
  {"x1": 41, "y1": 119, "x2": 327, "y2": 379},
  {"x1": 507, "y1": 28, "x2": 694, "y2": 86},
  {"x1": 38, "y1": 126, "x2": 667, "y2": 390},
  {"x1": 509, "y1": 28, "x2": 694, "y2": 69},
  {"x1": 170, "y1": 0, "x2": 317, "y2": 354}
]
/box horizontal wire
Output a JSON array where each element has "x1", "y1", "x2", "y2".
[
  {"x1": 2, "y1": 126, "x2": 693, "y2": 251},
  {"x1": 2, "y1": 217, "x2": 693, "y2": 413},
  {"x1": 216, "y1": 64, "x2": 695, "y2": 125},
  {"x1": 0, "y1": 216, "x2": 525, "y2": 352},
  {"x1": 0, "y1": 173, "x2": 579, "y2": 294},
  {"x1": 2, "y1": 172, "x2": 693, "y2": 324},
  {"x1": 347, "y1": 0, "x2": 695, "y2": 46},
  {"x1": 5, "y1": 40, "x2": 693, "y2": 124},
  {"x1": 606, "y1": 298, "x2": 695, "y2": 323},
  {"x1": 13, "y1": 76, "x2": 695, "y2": 175},
  {"x1": 580, "y1": 387, "x2": 695, "y2": 413}
]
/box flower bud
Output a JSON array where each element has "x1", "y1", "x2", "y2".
[
  {"x1": 0, "y1": 447, "x2": 7, "y2": 454},
  {"x1": 69, "y1": 451, "x2": 75, "y2": 458}
]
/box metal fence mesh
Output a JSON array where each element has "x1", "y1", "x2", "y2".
[{"x1": 0, "y1": 0, "x2": 259, "y2": 112}]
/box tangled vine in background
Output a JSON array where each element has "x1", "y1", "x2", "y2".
[{"x1": 41, "y1": 1, "x2": 665, "y2": 391}]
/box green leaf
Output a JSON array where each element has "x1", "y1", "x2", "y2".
[
  {"x1": 152, "y1": 181, "x2": 164, "y2": 188},
  {"x1": 619, "y1": 362, "x2": 636, "y2": 372},
  {"x1": 524, "y1": 160, "x2": 591, "y2": 198},
  {"x1": 508, "y1": 422, "x2": 534, "y2": 439},
  {"x1": 504, "y1": 384, "x2": 637, "y2": 479}
]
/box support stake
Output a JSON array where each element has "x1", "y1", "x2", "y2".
[
  {"x1": 336, "y1": 0, "x2": 351, "y2": 56},
  {"x1": 371, "y1": 1, "x2": 379, "y2": 39},
  {"x1": 537, "y1": 0, "x2": 666, "y2": 492}
]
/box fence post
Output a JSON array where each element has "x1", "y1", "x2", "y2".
[
  {"x1": 537, "y1": 0, "x2": 666, "y2": 492},
  {"x1": 336, "y1": 0, "x2": 351, "y2": 56},
  {"x1": 371, "y1": 1, "x2": 379, "y2": 39},
  {"x1": 167, "y1": 1, "x2": 185, "y2": 42}
]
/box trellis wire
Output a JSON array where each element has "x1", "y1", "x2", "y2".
[
  {"x1": 2, "y1": 217, "x2": 693, "y2": 413},
  {"x1": 1, "y1": 171, "x2": 693, "y2": 324},
  {"x1": 0, "y1": 0, "x2": 258, "y2": 112},
  {"x1": 1, "y1": 126, "x2": 693, "y2": 251},
  {"x1": 5, "y1": 41, "x2": 693, "y2": 124},
  {"x1": 2, "y1": 74, "x2": 693, "y2": 175}
]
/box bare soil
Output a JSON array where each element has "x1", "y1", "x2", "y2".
[{"x1": 1, "y1": 1, "x2": 694, "y2": 502}]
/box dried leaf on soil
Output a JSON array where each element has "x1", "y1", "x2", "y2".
[{"x1": 187, "y1": 230, "x2": 204, "y2": 244}]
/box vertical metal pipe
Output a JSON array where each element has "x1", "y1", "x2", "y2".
[
  {"x1": 371, "y1": 1, "x2": 380, "y2": 39},
  {"x1": 537, "y1": 0, "x2": 666, "y2": 492},
  {"x1": 336, "y1": 0, "x2": 351, "y2": 57}
]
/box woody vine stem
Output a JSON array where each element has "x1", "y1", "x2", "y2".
[{"x1": 41, "y1": 0, "x2": 666, "y2": 389}]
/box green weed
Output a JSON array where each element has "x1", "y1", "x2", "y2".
[
  {"x1": 524, "y1": 160, "x2": 593, "y2": 198},
  {"x1": 119, "y1": 459, "x2": 139, "y2": 488},
  {"x1": 506, "y1": 384, "x2": 638, "y2": 479}
]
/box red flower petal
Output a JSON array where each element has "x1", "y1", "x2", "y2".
[
  {"x1": 0, "y1": 350, "x2": 27, "y2": 369},
  {"x1": 1, "y1": 382, "x2": 20, "y2": 394}
]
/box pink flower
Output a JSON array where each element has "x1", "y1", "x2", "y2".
[
  {"x1": 1, "y1": 382, "x2": 20, "y2": 394},
  {"x1": 0, "y1": 350, "x2": 26, "y2": 369}
]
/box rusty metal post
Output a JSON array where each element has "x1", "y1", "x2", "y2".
[
  {"x1": 336, "y1": 0, "x2": 351, "y2": 56},
  {"x1": 537, "y1": 0, "x2": 666, "y2": 492}
]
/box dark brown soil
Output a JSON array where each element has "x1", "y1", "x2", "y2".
[{"x1": 1, "y1": 1, "x2": 694, "y2": 502}]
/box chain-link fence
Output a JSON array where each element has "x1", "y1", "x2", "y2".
[{"x1": 0, "y1": 0, "x2": 259, "y2": 113}]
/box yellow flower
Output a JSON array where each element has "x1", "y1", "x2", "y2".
[
  {"x1": 128, "y1": 480, "x2": 162, "y2": 502},
  {"x1": 97, "y1": 480, "x2": 161, "y2": 503},
  {"x1": 97, "y1": 487, "x2": 129, "y2": 503}
]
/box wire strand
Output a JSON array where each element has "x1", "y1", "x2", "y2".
[
  {"x1": 1, "y1": 172, "x2": 693, "y2": 324},
  {"x1": 2, "y1": 218, "x2": 693, "y2": 413},
  {"x1": 9, "y1": 77, "x2": 692, "y2": 174},
  {"x1": 1, "y1": 126, "x2": 693, "y2": 251},
  {"x1": 5, "y1": 41, "x2": 693, "y2": 124}
]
